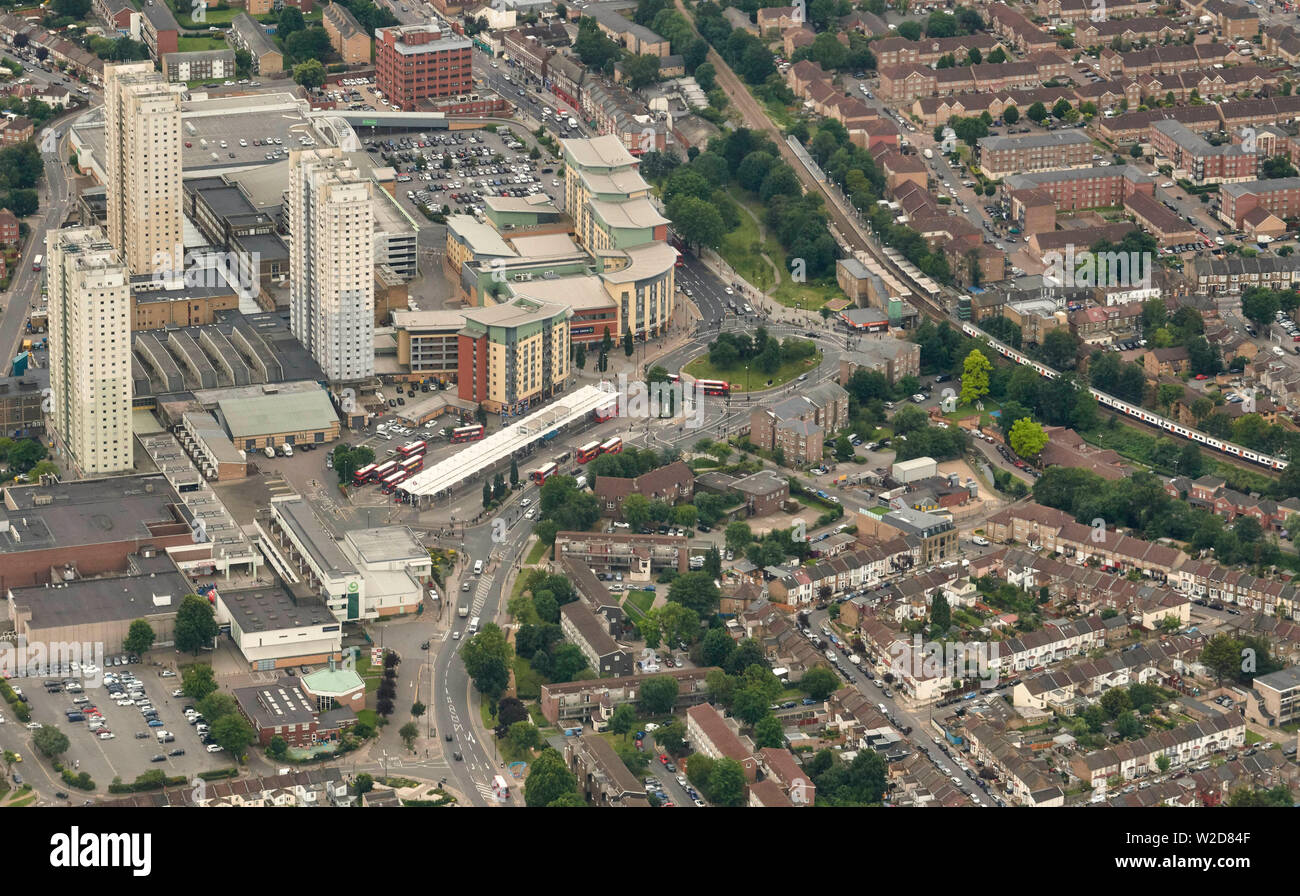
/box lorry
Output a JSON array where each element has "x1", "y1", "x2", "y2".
[
  {"x1": 458, "y1": 603, "x2": 469, "y2": 618},
  {"x1": 923, "y1": 147, "x2": 934, "y2": 160},
  {"x1": 567, "y1": 116, "x2": 577, "y2": 129}
]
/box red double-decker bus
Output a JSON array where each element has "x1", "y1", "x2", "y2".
[
  {"x1": 352, "y1": 463, "x2": 380, "y2": 486},
  {"x1": 576, "y1": 441, "x2": 602, "y2": 463},
  {"x1": 696, "y1": 379, "x2": 730, "y2": 396},
  {"x1": 599, "y1": 437, "x2": 623, "y2": 455},
  {"x1": 400, "y1": 455, "x2": 424, "y2": 475},
  {"x1": 530, "y1": 461, "x2": 559, "y2": 484},
  {"x1": 371, "y1": 460, "x2": 399, "y2": 483},
  {"x1": 666, "y1": 373, "x2": 681, "y2": 383},
  {"x1": 451, "y1": 424, "x2": 485, "y2": 443},
  {"x1": 380, "y1": 470, "x2": 409, "y2": 493},
  {"x1": 398, "y1": 440, "x2": 427, "y2": 458},
  {"x1": 592, "y1": 403, "x2": 616, "y2": 423}
]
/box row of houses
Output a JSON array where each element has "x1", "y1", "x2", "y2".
[
  {"x1": 1011, "y1": 636, "x2": 1203, "y2": 709},
  {"x1": 786, "y1": 61, "x2": 901, "y2": 151},
  {"x1": 1072, "y1": 711, "x2": 1246, "y2": 788},
  {"x1": 964, "y1": 722, "x2": 1066, "y2": 806},
  {"x1": 767, "y1": 537, "x2": 915, "y2": 606},
  {"x1": 0, "y1": 13, "x2": 104, "y2": 83},
  {"x1": 1099, "y1": 95, "x2": 1300, "y2": 143}
]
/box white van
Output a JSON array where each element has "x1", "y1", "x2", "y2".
[
  {"x1": 263, "y1": 445, "x2": 276, "y2": 459},
  {"x1": 473, "y1": 559, "x2": 483, "y2": 576},
  {"x1": 280, "y1": 443, "x2": 293, "y2": 457}
]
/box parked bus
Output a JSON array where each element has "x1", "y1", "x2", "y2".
[
  {"x1": 696, "y1": 379, "x2": 731, "y2": 396},
  {"x1": 530, "y1": 461, "x2": 559, "y2": 484},
  {"x1": 371, "y1": 460, "x2": 399, "y2": 483},
  {"x1": 666, "y1": 373, "x2": 681, "y2": 383},
  {"x1": 451, "y1": 424, "x2": 485, "y2": 443},
  {"x1": 492, "y1": 775, "x2": 511, "y2": 800},
  {"x1": 599, "y1": 437, "x2": 623, "y2": 455},
  {"x1": 352, "y1": 463, "x2": 380, "y2": 485},
  {"x1": 576, "y1": 441, "x2": 602, "y2": 463},
  {"x1": 380, "y1": 470, "x2": 409, "y2": 493},
  {"x1": 592, "y1": 405, "x2": 616, "y2": 423},
  {"x1": 397, "y1": 440, "x2": 427, "y2": 458},
  {"x1": 399, "y1": 455, "x2": 423, "y2": 474},
  {"x1": 467, "y1": 616, "x2": 480, "y2": 637},
  {"x1": 31, "y1": 255, "x2": 42, "y2": 272}
]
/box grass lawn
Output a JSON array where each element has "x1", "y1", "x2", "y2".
[
  {"x1": 356, "y1": 655, "x2": 383, "y2": 693},
  {"x1": 683, "y1": 349, "x2": 822, "y2": 394},
  {"x1": 525, "y1": 538, "x2": 549, "y2": 566},
  {"x1": 623, "y1": 589, "x2": 655, "y2": 619},
  {"x1": 512, "y1": 655, "x2": 544, "y2": 701},
  {"x1": 720, "y1": 194, "x2": 846, "y2": 312},
  {"x1": 1245, "y1": 730, "x2": 1264, "y2": 744},
  {"x1": 176, "y1": 36, "x2": 229, "y2": 52}
]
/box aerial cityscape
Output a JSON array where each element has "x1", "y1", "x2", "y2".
[{"x1": 0, "y1": 0, "x2": 1299, "y2": 818}]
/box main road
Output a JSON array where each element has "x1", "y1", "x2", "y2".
[{"x1": 0, "y1": 115, "x2": 77, "y2": 367}]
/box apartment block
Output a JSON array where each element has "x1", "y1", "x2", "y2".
[
  {"x1": 977, "y1": 131, "x2": 1092, "y2": 180},
  {"x1": 1246, "y1": 667, "x2": 1300, "y2": 728},
  {"x1": 160, "y1": 49, "x2": 236, "y2": 83},
  {"x1": 104, "y1": 62, "x2": 182, "y2": 279},
  {"x1": 323, "y1": 1, "x2": 371, "y2": 65},
  {"x1": 288, "y1": 148, "x2": 375, "y2": 385},
  {"x1": 685, "y1": 703, "x2": 758, "y2": 781},
  {"x1": 564, "y1": 734, "x2": 650, "y2": 806},
  {"x1": 46, "y1": 226, "x2": 134, "y2": 476},
  {"x1": 560, "y1": 601, "x2": 633, "y2": 678},
  {"x1": 1219, "y1": 177, "x2": 1300, "y2": 228},
  {"x1": 1004, "y1": 165, "x2": 1155, "y2": 212},
  {"x1": 229, "y1": 13, "x2": 283, "y2": 75},
  {"x1": 456, "y1": 297, "x2": 571, "y2": 413},
  {"x1": 375, "y1": 21, "x2": 473, "y2": 111},
  {"x1": 1150, "y1": 119, "x2": 1257, "y2": 185}
]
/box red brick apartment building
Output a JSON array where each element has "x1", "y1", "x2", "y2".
[
  {"x1": 375, "y1": 22, "x2": 473, "y2": 111},
  {"x1": 1004, "y1": 165, "x2": 1154, "y2": 212},
  {"x1": 1150, "y1": 119, "x2": 1258, "y2": 185},
  {"x1": 977, "y1": 131, "x2": 1092, "y2": 180},
  {"x1": 1219, "y1": 178, "x2": 1300, "y2": 228}
]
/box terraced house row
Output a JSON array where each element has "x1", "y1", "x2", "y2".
[{"x1": 1072, "y1": 713, "x2": 1246, "y2": 789}]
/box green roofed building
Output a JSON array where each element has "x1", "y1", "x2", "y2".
[{"x1": 216, "y1": 388, "x2": 341, "y2": 451}]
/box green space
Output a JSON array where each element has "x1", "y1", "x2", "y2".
[
  {"x1": 1080, "y1": 417, "x2": 1274, "y2": 494},
  {"x1": 524, "y1": 538, "x2": 550, "y2": 566},
  {"x1": 622, "y1": 589, "x2": 655, "y2": 619},
  {"x1": 176, "y1": 36, "x2": 229, "y2": 52},
  {"x1": 356, "y1": 655, "x2": 383, "y2": 693},
  {"x1": 717, "y1": 194, "x2": 844, "y2": 311},
  {"x1": 683, "y1": 347, "x2": 821, "y2": 393},
  {"x1": 512, "y1": 655, "x2": 544, "y2": 701}
]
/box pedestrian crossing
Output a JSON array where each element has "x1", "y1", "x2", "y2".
[{"x1": 474, "y1": 782, "x2": 496, "y2": 800}]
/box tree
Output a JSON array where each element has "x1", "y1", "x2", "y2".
[
  {"x1": 524, "y1": 747, "x2": 581, "y2": 806},
  {"x1": 284, "y1": 28, "x2": 332, "y2": 66},
  {"x1": 482, "y1": 480, "x2": 492, "y2": 508},
  {"x1": 461, "y1": 623, "x2": 511, "y2": 700},
  {"x1": 666, "y1": 194, "x2": 726, "y2": 249},
  {"x1": 355, "y1": 773, "x2": 374, "y2": 794},
  {"x1": 1002, "y1": 103, "x2": 1018, "y2": 124},
  {"x1": 399, "y1": 722, "x2": 419, "y2": 750},
  {"x1": 1099, "y1": 686, "x2": 1132, "y2": 719},
  {"x1": 267, "y1": 736, "x2": 288, "y2": 760},
  {"x1": 292, "y1": 59, "x2": 326, "y2": 90},
  {"x1": 1040, "y1": 329, "x2": 1079, "y2": 369},
  {"x1": 1051, "y1": 98, "x2": 1072, "y2": 119},
  {"x1": 212, "y1": 714, "x2": 256, "y2": 758},
  {"x1": 930, "y1": 591, "x2": 952, "y2": 631},
  {"x1": 640, "y1": 675, "x2": 679, "y2": 714},
  {"x1": 623, "y1": 53, "x2": 661, "y2": 89},
  {"x1": 640, "y1": 602, "x2": 700, "y2": 649},
  {"x1": 609, "y1": 703, "x2": 638, "y2": 740},
  {"x1": 1009, "y1": 417, "x2": 1048, "y2": 458},
  {"x1": 550, "y1": 643, "x2": 590, "y2": 682},
  {"x1": 701, "y1": 628, "x2": 737, "y2": 668},
  {"x1": 181, "y1": 664, "x2": 218, "y2": 701},
  {"x1": 506, "y1": 720, "x2": 541, "y2": 754},
  {"x1": 1027, "y1": 101, "x2": 1048, "y2": 123},
  {"x1": 706, "y1": 757, "x2": 748, "y2": 806},
  {"x1": 123, "y1": 619, "x2": 155, "y2": 655},
  {"x1": 496, "y1": 697, "x2": 529, "y2": 730},
  {"x1": 33, "y1": 725, "x2": 69, "y2": 758},
  {"x1": 5, "y1": 189, "x2": 38, "y2": 218},
  {"x1": 960, "y1": 349, "x2": 992, "y2": 405},
  {"x1": 802, "y1": 665, "x2": 840, "y2": 701},
  {"x1": 411, "y1": 701, "x2": 426, "y2": 719},
  {"x1": 623, "y1": 326, "x2": 634, "y2": 357},
  {"x1": 278, "y1": 6, "x2": 305, "y2": 36},
  {"x1": 753, "y1": 714, "x2": 784, "y2": 749},
  {"x1": 724, "y1": 520, "x2": 753, "y2": 553},
  {"x1": 174, "y1": 594, "x2": 218, "y2": 655},
  {"x1": 509, "y1": 458, "x2": 519, "y2": 488},
  {"x1": 667, "y1": 571, "x2": 720, "y2": 616}
]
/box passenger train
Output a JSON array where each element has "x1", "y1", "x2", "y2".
[{"x1": 959, "y1": 322, "x2": 1288, "y2": 472}]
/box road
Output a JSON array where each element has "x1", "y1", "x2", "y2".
[
  {"x1": 472, "y1": 57, "x2": 594, "y2": 143},
  {"x1": 1, "y1": 111, "x2": 77, "y2": 368}
]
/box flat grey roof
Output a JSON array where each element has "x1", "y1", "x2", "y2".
[
  {"x1": 978, "y1": 130, "x2": 1090, "y2": 152},
  {"x1": 234, "y1": 677, "x2": 317, "y2": 729},
  {"x1": 0, "y1": 475, "x2": 182, "y2": 555},
  {"x1": 1253, "y1": 666, "x2": 1300, "y2": 693},
  {"x1": 221, "y1": 585, "x2": 337, "y2": 634},
  {"x1": 10, "y1": 555, "x2": 191, "y2": 629},
  {"x1": 217, "y1": 389, "x2": 338, "y2": 438},
  {"x1": 345, "y1": 526, "x2": 426, "y2": 565},
  {"x1": 274, "y1": 497, "x2": 358, "y2": 579}
]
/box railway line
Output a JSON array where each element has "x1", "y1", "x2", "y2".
[{"x1": 674, "y1": 0, "x2": 1286, "y2": 475}]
